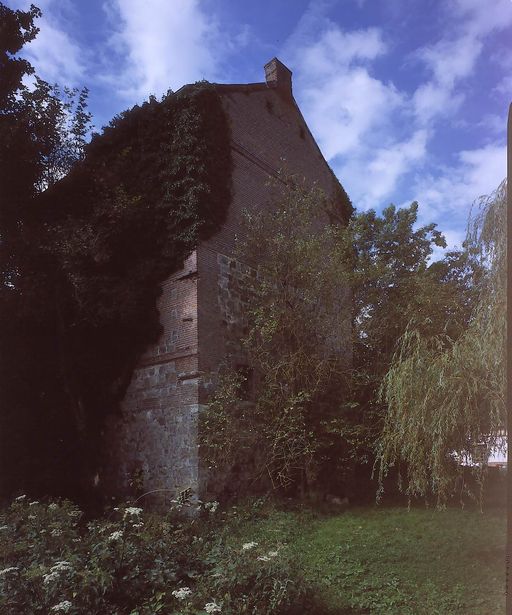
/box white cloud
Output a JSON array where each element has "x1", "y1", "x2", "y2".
[
  {"x1": 458, "y1": 145, "x2": 507, "y2": 195},
  {"x1": 285, "y1": 16, "x2": 421, "y2": 207},
  {"x1": 7, "y1": 0, "x2": 86, "y2": 86},
  {"x1": 450, "y1": 0, "x2": 512, "y2": 38},
  {"x1": 412, "y1": 82, "x2": 463, "y2": 125},
  {"x1": 411, "y1": 1, "x2": 512, "y2": 126},
  {"x1": 412, "y1": 36, "x2": 484, "y2": 125},
  {"x1": 23, "y1": 20, "x2": 86, "y2": 85},
  {"x1": 103, "y1": 0, "x2": 229, "y2": 100},
  {"x1": 283, "y1": 0, "x2": 510, "y2": 218},
  {"x1": 299, "y1": 26, "x2": 386, "y2": 76},
  {"x1": 335, "y1": 130, "x2": 428, "y2": 211},
  {"x1": 418, "y1": 36, "x2": 482, "y2": 89},
  {"x1": 494, "y1": 75, "x2": 512, "y2": 97},
  {"x1": 286, "y1": 21, "x2": 403, "y2": 158},
  {"x1": 301, "y1": 68, "x2": 402, "y2": 160},
  {"x1": 411, "y1": 143, "x2": 506, "y2": 250},
  {"x1": 365, "y1": 130, "x2": 428, "y2": 202},
  {"x1": 477, "y1": 113, "x2": 509, "y2": 137}
]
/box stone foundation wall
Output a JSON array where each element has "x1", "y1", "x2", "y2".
[{"x1": 102, "y1": 253, "x2": 200, "y2": 506}]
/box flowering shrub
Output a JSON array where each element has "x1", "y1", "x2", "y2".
[{"x1": 0, "y1": 497, "x2": 311, "y2": 614}]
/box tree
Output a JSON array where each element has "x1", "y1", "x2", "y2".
[
  {"x1": 1, "y1": 37, "x2": 232, "y2": 501},
  {"x1": 0, "y1": 2, "x2": 93, "y2": 498},
  {"x1": 376, "y1": 181, "x2": 506, "y2": 506},
  {"x1": 201, "y1": 178, "x2": 353, "y2": 494},
  {"x1": 201, "y1": 190, "x2": 483, "y2": 500},
  {"x1": 342, "y1": 204, "x2": 479, "y2": 482},
  {"x1": 351, "y1": 202, "x2": 448, "y2": 377}
]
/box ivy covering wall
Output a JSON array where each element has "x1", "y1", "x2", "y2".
[{"x1": 0, "y1": 83, "x2": 232, "y2": 501}]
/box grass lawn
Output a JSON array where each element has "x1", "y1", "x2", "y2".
[{"x1": 222, "y1": 504, "x2": 506, "y2": 614}]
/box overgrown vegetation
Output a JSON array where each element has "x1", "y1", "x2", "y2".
[
  {"x1": 1, "y1": 496, "x2": 505, "y2": 614},
  {"x1": 201, "y1": 181, "x2": 485, "y2": 502},
  {"x1": 0, "y1": 3, "x2": 232, "y2": 500},
  {"x1": 345, "y1": 202, "x2": 483, "y2": 493},
  {"x1": 0, "y1": 497, "x2": 313, "y2": 614},
  {"x1": 201, "y1": 179, "x2": 353, "y2": 494},
  {"x1": 377, "y1": 181, "x2": 506, "y2": 506},
  {"x1": 0, "y1": 3, "x2": 506, "y2": 612}
]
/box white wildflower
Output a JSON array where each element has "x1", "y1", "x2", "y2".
[
  {"x1": 132, "y1": 522, "x2": 144, "y2": 529},
  {"x1": 205, "y1": 501, "x2": 219, "y2": 513},
  {"x1": 51, "y1": 529, "x2": 62, "y2": 537},
  {"x1": 205, "y1": 601, "x2": 222, "y2": 613},
  {"x1": 124, "y1": 507, "x2": 143, "y2": 518},
  {"x1": 44, "y1": 571, "x2": 59, "y2": 584},
  {"x1": 171, "y1": 586, "x2": 192, "y2": 600},
  {"x1": 242, "y1": 541, "x2": 258, "y2": 550},
  {"x1": 0, "y1": 566, "x2": 19, "y2": 576},
  {"x1": 268, "y1": 550, "x2": 279, "y2": 557},
  {"x1": 15, "y1": 495, "x2": 26, "y2": 502},
  {"x1": 54, "y1": 560, "x2": 72, "y2": 568},
  {"x1": 43, "y1": 561, "x2": 72, "y2": 585},
  {"x1": 257, "y1": 555, "x2": 271, "y2": 562},
  {"x1": 108, "y1": 530, "x2": 123, "y2": 542},
  {"x1": 51, "y1": 600, "x2": 72, "y2": 612},
  {"x1": 29, "y1": 501, "x2": 39, "y2": 506},
  {"x1": 48, "y1": 503, "x2": 59, "y2": 510},
  {"x1": 0, "y1": 526, "x2": 8, "y2": 531}
]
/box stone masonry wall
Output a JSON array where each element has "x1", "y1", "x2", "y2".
[{"x1": 103, "y1": 252, "x2": 201, "y2": 505}]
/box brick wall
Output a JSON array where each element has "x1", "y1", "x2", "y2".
[{"x1": 103, "y1": 66, "x2": 351, "y2": 504}]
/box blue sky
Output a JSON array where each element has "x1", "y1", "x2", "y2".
[{"x1": 7, "y1": 0, "x2": 512, "y2": 252}]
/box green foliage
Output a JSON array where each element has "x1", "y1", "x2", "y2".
[
  {"x1": 0, "y1": 2, "x2": 94, "y2": 499},
  {"x1": 0, "y1": 4, "x2": 233, "y2": 500},
  {"x1": 0, "y1": 497, "x2": 311, "y2": 614},
  {"x1": 24, "y1": 79, "x2": 93, "y2": 190},
  {"x1": 201, "y1": 187, "x2": 480, "y2": 500},
  {"x1": 341, "y1": 202, "x2": 481, "y2": 494},
  {"x1": 351, "y1": 201, "x2": 446, "y2": 368},
  {"x1": 377, "y1": 181, "x2": 507, "y2": 505},
  {"x1": 201, "y1": 179, "x2": 353, "y2": 493}
]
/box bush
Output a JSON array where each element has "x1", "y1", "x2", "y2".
[{"x1": 0, "y1": 496, "x2": 312, "y2": 614}]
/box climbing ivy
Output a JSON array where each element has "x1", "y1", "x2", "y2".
[{"x1": 2, "y1": 83, "x2": 232, "y2": 500}]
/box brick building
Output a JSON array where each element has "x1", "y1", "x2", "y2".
[{"x1": 104, "y1": 58, "x2": 352, "y2": 504}]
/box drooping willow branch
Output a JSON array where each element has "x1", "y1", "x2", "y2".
[{"x1": 376, "y1": 181, "x2": 506, "y2": 506}]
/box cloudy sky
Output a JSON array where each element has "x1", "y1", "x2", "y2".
[{"x1": 7, "y1": 0, "x2": 511, "y2": 251}]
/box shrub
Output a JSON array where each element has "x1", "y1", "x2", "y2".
[{"x1": 0, "y1": 496, "x2": 312, "y2": 614}]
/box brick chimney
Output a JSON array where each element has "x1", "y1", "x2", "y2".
[{"x1": 264, "y1": 58, "x2": 292, "y2": 98}]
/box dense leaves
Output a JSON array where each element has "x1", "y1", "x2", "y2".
[
  {"x1": 342, "y1": 203, "x2": 482, "y2": 497},
  {"x1": 377, "y1": 182, "x2": 506, "y2": 506},
  {"x1": 201, "y1": 180, "x2": 353, "y2": 495},
  {"x1": 201, "y1": 184, "x2": 487, "y2": 502},
  {"x1": 0, "y1": 2, "x2": 232, "y2": 500},
  {"x1": 0, "y1": 497, "x2": 311, "y2": 614}
]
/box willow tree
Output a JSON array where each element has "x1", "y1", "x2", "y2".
[{"x1": 376, "y1": 181, "x2": 506, "y2": 506}]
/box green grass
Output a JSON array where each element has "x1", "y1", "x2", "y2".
[{"x1": 221, "y1": 504, "x2": 506, "y2": 614}]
